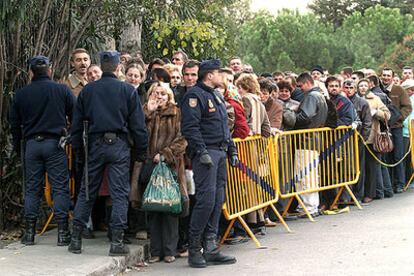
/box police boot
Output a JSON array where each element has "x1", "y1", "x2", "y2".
[
  {"x1": 203, "y1": 234, "x2": 236, "y2": 265},
  {"x1": 68, "y1": 224, "x2": 83, "y2": 254},
  {"x1": 188, "y1": 235, "x2": 207, "y2": 268},
  {"x1": 57, "y1": 220, "x2": 71, "y2": 246},
  {"x1": 109, "y1": 229, "x2": 130, "y2": 256},
  {"x1": 21, "y1": 219, "x2": 36, "y2": 245}
]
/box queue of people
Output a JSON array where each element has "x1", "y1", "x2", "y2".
[{"x1": 9, "y1": 48, "x2": 414, "y2": 268}]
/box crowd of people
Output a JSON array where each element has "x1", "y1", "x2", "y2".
[{"x1": 9, "y1": 47, "x2": 414, "y2": 268}]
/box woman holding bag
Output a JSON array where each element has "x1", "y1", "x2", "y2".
[{"x1": 143, "y1": 82, "x2": 188, "y2": 263}]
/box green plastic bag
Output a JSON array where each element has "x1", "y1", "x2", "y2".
[{"x1": 141, "y1": 161, "x2": 182, "y2": 214}]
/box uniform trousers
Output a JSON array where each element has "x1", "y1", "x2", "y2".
[
  {"x1": 24, "y1": 138, "x2": 70, "y2": 221},
  {"x1": 189, "y1": 148, "x2": 227, "y2": 238},
  {"x1": 73, "y1": 137, "x2": 130, "y2": 230}
]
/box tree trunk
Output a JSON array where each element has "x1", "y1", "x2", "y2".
[{"x1": 118, "y1": 17, "x2": 143, "y2": 55}]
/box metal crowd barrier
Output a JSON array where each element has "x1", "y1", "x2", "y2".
[
  {"x1": 275, "y1": 126, "x2": 361, "y2": 222},
  {"x1": 404, "y1": 119, "x2": 414, "y2": 191},
  {"x1": 220, "y1": 135, "x2": 291, "y2": 249}
]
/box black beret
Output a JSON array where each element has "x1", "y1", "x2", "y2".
[
  {"x1": 28, "y1": 55, "x2": 50, "y2": 68},
  {"x1": 100, "y1": 51, "x2": 120, "y2": 64}
]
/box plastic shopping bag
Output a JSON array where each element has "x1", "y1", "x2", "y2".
[{"x1": 142, "y1": 161, "x2": 182, "y2": 214}]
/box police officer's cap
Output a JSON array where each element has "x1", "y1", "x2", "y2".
[
  {"x1": 28, "y1": 55, "x2": 50, "y2": 68},
  {"x1": 199, "y1": 59, "x2": 222, "y2": 71},
  {"x1": 100, "y1": 51, "x2": 120, "y2": 64}
]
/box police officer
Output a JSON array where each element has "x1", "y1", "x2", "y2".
[
  {"x1": 68, "y1": 51, "x2": 148, "y2": 256},
  {"x1": 181, "y1": 59, "x2": 239, "y2": 268},
  {"x1": 9, "y1": 56, "x2": 75, "y2": 246}
]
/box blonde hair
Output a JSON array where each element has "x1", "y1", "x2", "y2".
[
  {"x1": 147, "y1": 81, "x2": 176, "y2": 104},
  {"x1": 163, "y1": 64, "x2": 182, "y2": 77},
  {"x1": 235, "y1": 73, "x2": 261, "y2": 95},
  {"x1": 125, "y1": 63, "x2": 145, "y2": 79}
]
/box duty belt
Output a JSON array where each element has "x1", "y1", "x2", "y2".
[
  {"x1": 27, "y1": 133, "x2": 60, "y2": 141},
  {"x1": 206, "y1": 143, "x2": 228, "y2": 151}
]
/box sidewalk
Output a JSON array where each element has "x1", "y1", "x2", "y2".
[{"x1": 0, "y1": 230, "x2": 149, "y2": 276}]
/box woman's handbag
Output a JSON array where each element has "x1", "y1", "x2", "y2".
[
  {"x1": 373, "y1": 122, "x2": 394, "y2": 153},
  {"x1": 141, "y1": 161, "x2": 182, "y2": 214}
]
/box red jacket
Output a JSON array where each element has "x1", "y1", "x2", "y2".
[{"x1": 226, "y1": 98, "x2": 249, "y2": 139}]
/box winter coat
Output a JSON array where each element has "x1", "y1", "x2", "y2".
[
  {"x1": 349, "y1": 94, "x2": 372, "y2": 140},
  {"x1": 264, "y1": 97, "x2": 283, "y2": 129},
  {"x1": 403, "y1": 95, "x2": 414, "y2": 137},
  {"x1": 144, "y1": 102, "x2": 188, "y2": 198},
  {"x1": 226, "y1": 97, "x2": 250, "y2": 139},
  {"x1": 383, "y1": 83, "x2": 412, "y2": 128},
  {"x1": 329, "y1": 94, "x2": 357, "y2": 126},
  {"x1": 294, "y1": 88, "x2": 328, "y2": 129},
  {"x1": 242, "y1": 93, "x2": 271, "y2": 137},
  {"x1": 362, "y1": 91, "x2": 391, "y2": 144}
]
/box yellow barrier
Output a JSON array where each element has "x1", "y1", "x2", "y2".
[
  {"x1": 275, "y1": 126, "x2": 361, "y2": 222},
  {"x1": 221, "y1": 136, "x2": 291, "y2": 249},
  {"x1": 404, "y1": 119, "x2": 414, "y2": 191}
]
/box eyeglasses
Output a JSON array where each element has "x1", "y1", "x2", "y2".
[{"x1": 343, "y1": 86, "x2": 354, "y2": 89}]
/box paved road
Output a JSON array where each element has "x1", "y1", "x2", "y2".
[{"x1": 127, "y1": 189, "x2": 414, "y2": 276}]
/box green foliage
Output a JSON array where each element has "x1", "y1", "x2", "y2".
[
  {"x1": 383, "y1": 33, "x2": 414, "y2": 72},
  {"x1": 151, "y1": 17, "x2": 226, "y2": 59},
  {"x1": 239, "y1": 10, "x2": 337, "y2": 73},
  {"x1": 240, "y1": 5, "x2": 414, "y2": 74},
  {"x1": 308, "y1": 0, "x2": 414, "y2": 28},
  {"x1": 277, "y1": 52, "x2": 296, "y2": 72}
]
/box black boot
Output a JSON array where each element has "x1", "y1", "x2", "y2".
[
  {"x1": 107, "y1": 226, "x2": 131, "y2": 244},
  {"x1": 188, "y1": 235, "x2": 207, "y2": 268},
  {"x1": 203, "y1": 234, "x2": 236, "y2": 265},
  {"x1": 57, "y1": 220, "x2": 71, "y2": 246},
  {"x1": 106, "y1": 207, "x2": 131, "y2": 244},
  {"x1": 21, "y1": 219, "x2": 36, "y2": 246},
  {"x1": 109, "y1": 229, "x2": 130, "y2": 256},
  {"x1": 68, "y1": 224, "x2": 83, "y2": 254}
]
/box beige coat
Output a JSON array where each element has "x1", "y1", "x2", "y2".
[
  {"x1": 242, "y1": 93, "x2": 271, "y2": 137},
  {"x1": 364, "y1": 92, "x2": 391, "y2": 144}
]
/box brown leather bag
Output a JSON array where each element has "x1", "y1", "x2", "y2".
[{"x1": 373, "y1": 125, "x2": 394, "y2": 153}]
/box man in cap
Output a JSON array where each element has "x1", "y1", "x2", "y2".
[
  {"x1": 63, "y1": 48, "x2": 91, "y2": 97},
  {"x1": 181, "y1": 59, "x2": 239, "y2": 268},
  {"x1": 10, "y1": 55, "x2": 75, "y2": 246},
  {"x1": 68, "y1": 51, "x2": 148, "y2": 256},
  {"x1": 311, "y1": 65, "x2": 324, "y2": 81}
]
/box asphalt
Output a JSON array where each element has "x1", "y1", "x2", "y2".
[
  {"x1": 1, "y1": 189, "x2": 413, "y2": 276},
  {"x1": 127, "y1": 189, "x2": 414, "y2": 276}
]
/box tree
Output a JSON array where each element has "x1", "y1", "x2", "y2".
[
  {"x1": 308, "y1": 0, "x2": 414, "y2": 28},
  {"x1": 152, "y1": 18, "x2": 227, "y2": 60},
  {"x1": 383, "y1": 33, "x2": 414, "y2": 72},
  {"x1": 239, "y1": 10, "x2": 337, "y2": 73},
  {"x1": 336, "y1": 5, "x2": 414, "y2": 69},
  {"x1": 277, "y1": 52, "x2": 296, "y2": 72}
]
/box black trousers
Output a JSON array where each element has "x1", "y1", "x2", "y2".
[{"x1": 149, "y1": 212, "x2": 179, "y2": 257}]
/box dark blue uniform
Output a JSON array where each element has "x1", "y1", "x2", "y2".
[
  {"x1": 9, "y1": 74, "x2": 75, "y2": 222},
  {"x1": 71, "y1": 72, "x2": 148, "y2": 231},
  {"x1": 181, "y1": 81, "x2": 236, "y2": 238}
]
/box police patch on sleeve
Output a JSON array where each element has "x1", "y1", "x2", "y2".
[{"x1": 189, "y1": 98, "x2": 198, "y2": 108}]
